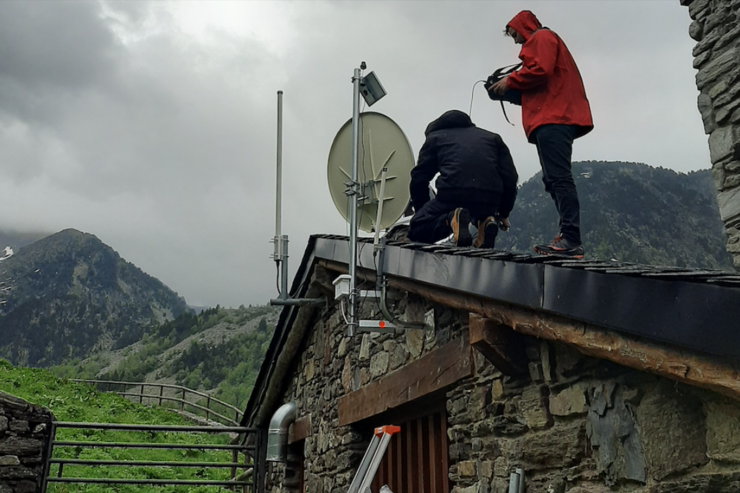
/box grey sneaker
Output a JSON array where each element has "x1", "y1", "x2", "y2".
[{"x1": 533, "y1": 235, "x2": 584, "y2": 258}]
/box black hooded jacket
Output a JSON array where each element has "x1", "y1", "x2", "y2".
[{"x1": 410, "y1": 110, "x2": 518, "y2": 217}]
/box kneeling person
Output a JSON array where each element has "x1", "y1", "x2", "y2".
[{"x1": 408, "y1": 110, "x2": 518, "y2": 248}]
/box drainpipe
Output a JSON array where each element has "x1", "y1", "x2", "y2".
[{"x1": 266, "y1": 402, "x2": 296, "y2": 462}]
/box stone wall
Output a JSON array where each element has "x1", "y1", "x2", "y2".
[
  {"x1": 0, "y1": 393, "x2": 54, "y2": 493},
  {"x1": 683, "y1": 0, "x2": 740, "y2": 268},
  {"x1": 265, "y1": 279, "x2": 740, "y2": 493},
  {"x1": 448, "y1": 342, "x2": 740, "y2": 493},
  {"x1": 265, "y1": 282, "x2": 458, "y2": 493}
]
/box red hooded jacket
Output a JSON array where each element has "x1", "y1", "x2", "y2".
[{"x1": 505, "y1": 11, "x2": 593, "y2": 141}]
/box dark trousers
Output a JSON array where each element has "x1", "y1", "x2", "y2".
[
  {"x1": 531, "y1": 124, "x2": 581, "y2": 245},
  {"x1": 408, "y1": 194, "x2": 500, "y2": 244}
]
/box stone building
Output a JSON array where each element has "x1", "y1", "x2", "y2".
[
  {"x1": 241, "y1": 2, "x2": 740, "y2": 491},
  {"x1": 684, "y1": 0, "x2": 740, "y2": 268},
  {"x1": 243, "y1": 235, "x2": 740, "y2": 493}
]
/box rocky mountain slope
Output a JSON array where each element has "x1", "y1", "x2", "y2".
[
  {"x1": 0, "y1": 229, "x2": 189, "y2": 367},
  {"x1": 53, "y1": 304, "x2": 279, "y2": 410},
  {"x1": 497, "y1": 162, "x2": 733, "y2": 269}
]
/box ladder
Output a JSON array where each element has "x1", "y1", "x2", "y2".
[{"x1": 347, "y1": 425, "x2": 400, "y2": 493}]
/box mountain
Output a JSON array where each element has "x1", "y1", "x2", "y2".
[
  {"x1": 52, "y1": 304, "x2": 280, "y2": 410},
  {"x1": 496, "y1": 162, "x2": 733, "y2": 269},
  {"x1": 0, "y1": 229, "x2": 189, "y2": 367}
]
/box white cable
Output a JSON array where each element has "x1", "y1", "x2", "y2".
[
  {"x1": 469, "y1": 79, "x2": 487, "y2": 118},
  {"x1": 340, "y1": 297, "x2": 349, "y2": 325}
]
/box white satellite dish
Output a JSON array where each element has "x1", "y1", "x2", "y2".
[{"x1": 327, "y1": 112, "x2": 415, "y2": 233}]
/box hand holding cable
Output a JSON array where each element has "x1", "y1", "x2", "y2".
[{"x1": 489, "y1": 75, "x2": 510, "y2": 95}]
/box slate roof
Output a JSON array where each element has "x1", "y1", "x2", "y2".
[{"x1": 243, "y1": 234, "x2": 740, "y2": 426}]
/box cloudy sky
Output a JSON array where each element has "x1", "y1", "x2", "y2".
[{"x1": 0, "y1": 0, "x2": 706, "y2": 308}]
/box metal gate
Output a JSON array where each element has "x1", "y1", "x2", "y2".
[{"x1": 41, "y1": 421, "x2": 266, "y2": 492}]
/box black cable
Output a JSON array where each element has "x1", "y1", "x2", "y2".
[
  {"x1": 346, "y1": 194, "x2": 351, "y2": 237},
  {"x1": 275, "y1": 262, "x2": 281, "y2": 296},
  {"x1": 359, "y1": 111, "x2": 369, "y2": 232},
  {"x1": 356, "y1": 240, "x2": 369, "y2": 317},
  {"x1": 372, "y1": 248, "x2": 384, "y2": 317}
]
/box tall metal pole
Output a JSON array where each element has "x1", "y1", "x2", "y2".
[
  {"x1": 275, "y1": 90, "x2": 283, "y2": 250},
  {"x1": 274, "y1": 90, "x2": 289, "y2": 301},
  {"x1": 268, "y1": 90, "x2": 324, "y2": 308},
  {"x1": 347, "y1": 68, "x2": 361, "y2": 336}
]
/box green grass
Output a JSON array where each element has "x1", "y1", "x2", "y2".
[{"x1": 0, "y1": 360, "x2": 251, "y2": 493}]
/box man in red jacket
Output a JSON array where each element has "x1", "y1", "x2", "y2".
[{"x1": 490, "y1": 10, "x2": 593, "y2": 258}]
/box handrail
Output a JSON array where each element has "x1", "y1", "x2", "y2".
[
  {"x1": 114, "y1": 392, "x2": 238, "y2": 426},
  {"x1": 70, "y1": 379, "x2": 243, "y2": 426},
  {"x1": 53, "y1": 422, "x2": 254, "y2": 432},
  {"x1": 42, "y1": 421, "x2": 261, "y2": 493},
  {"x1": 52, "y1": 441, "x2": 249, "y2": 450}
]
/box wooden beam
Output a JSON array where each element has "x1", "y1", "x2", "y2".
[
  {"x1": 317, "y1": 259, "x2": 740, "y2": 402},
  {"x1": 468, "y1": 313, "x2": 527, "y2": 376},
  {"x1": 288, "y1": 415, "x2": 311, "y2": 444},
  {"x1": 337, "y1": 334, "x2": 473, "y2": 426},
  {"x1": 394, "y1": 276, "x2": 740, "y2": 402}
]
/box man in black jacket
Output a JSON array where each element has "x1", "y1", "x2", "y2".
[{"x1": 408, "y1": 110, "x2": 518, "y2": 248}]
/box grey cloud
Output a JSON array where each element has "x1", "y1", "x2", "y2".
[
  {"x1": 0, "y1": 2, "x2": 120, "y2": 100},
  {"x1": 101, "y1": 0, "x2": 151, "y2": 26}
]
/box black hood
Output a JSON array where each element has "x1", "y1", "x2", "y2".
[{"x1": 424, "y1": 110, "x2": 474, "y2": 136}]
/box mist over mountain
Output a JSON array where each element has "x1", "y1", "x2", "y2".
[
  {"x1": 497, "y1": 162, "x2": 732, "y2": 269},
  {"x1": 0, "y1": 229, "x2": 189, "y2": 367},
  {"x1": 0, "y1": 230, "x2": 50, "y2": 253}
]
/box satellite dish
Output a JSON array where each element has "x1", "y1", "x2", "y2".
[{"x1": 327, "y1": 112, "x2": 415, "y2": 233}]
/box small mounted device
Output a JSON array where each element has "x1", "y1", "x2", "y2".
[{"x1": 360, "y1": 71, "x2": 387, "y2": 107}]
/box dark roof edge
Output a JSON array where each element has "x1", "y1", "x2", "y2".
[{"x1": 313, "y1": 236, "x2": 740, "y2": 360}]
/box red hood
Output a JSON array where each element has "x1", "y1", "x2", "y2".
[{"x1": 506, "y1": 10, "x2": 541, "y2": 42}]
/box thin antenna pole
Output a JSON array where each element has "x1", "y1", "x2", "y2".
[
  {"x1": 274, "y1": 90, "x2": 288, "y2": 301},
  {"x1": 269, "y1": 89, "x2": 324, "y2": 308},
  {"x1": 275, "y1": 91, "x2": 283, "y2": 245},
  {"x1": 347, "y1": 68, "x2": 361, "y2": 336}
]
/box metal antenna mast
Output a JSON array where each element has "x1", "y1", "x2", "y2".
[
  {"x1": 274, "y1": 90, "x2": 287, "y2": 301},
  {"x1": 270, "y1": 90, "x2": 323, "y2": 307},
  {"x1": 346, "y1": 67, "x2": 362, "y2": 336}
]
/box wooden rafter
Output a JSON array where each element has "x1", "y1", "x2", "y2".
[{"x1": 468, "y1": 313, "x2": 528, "y2": 376}]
